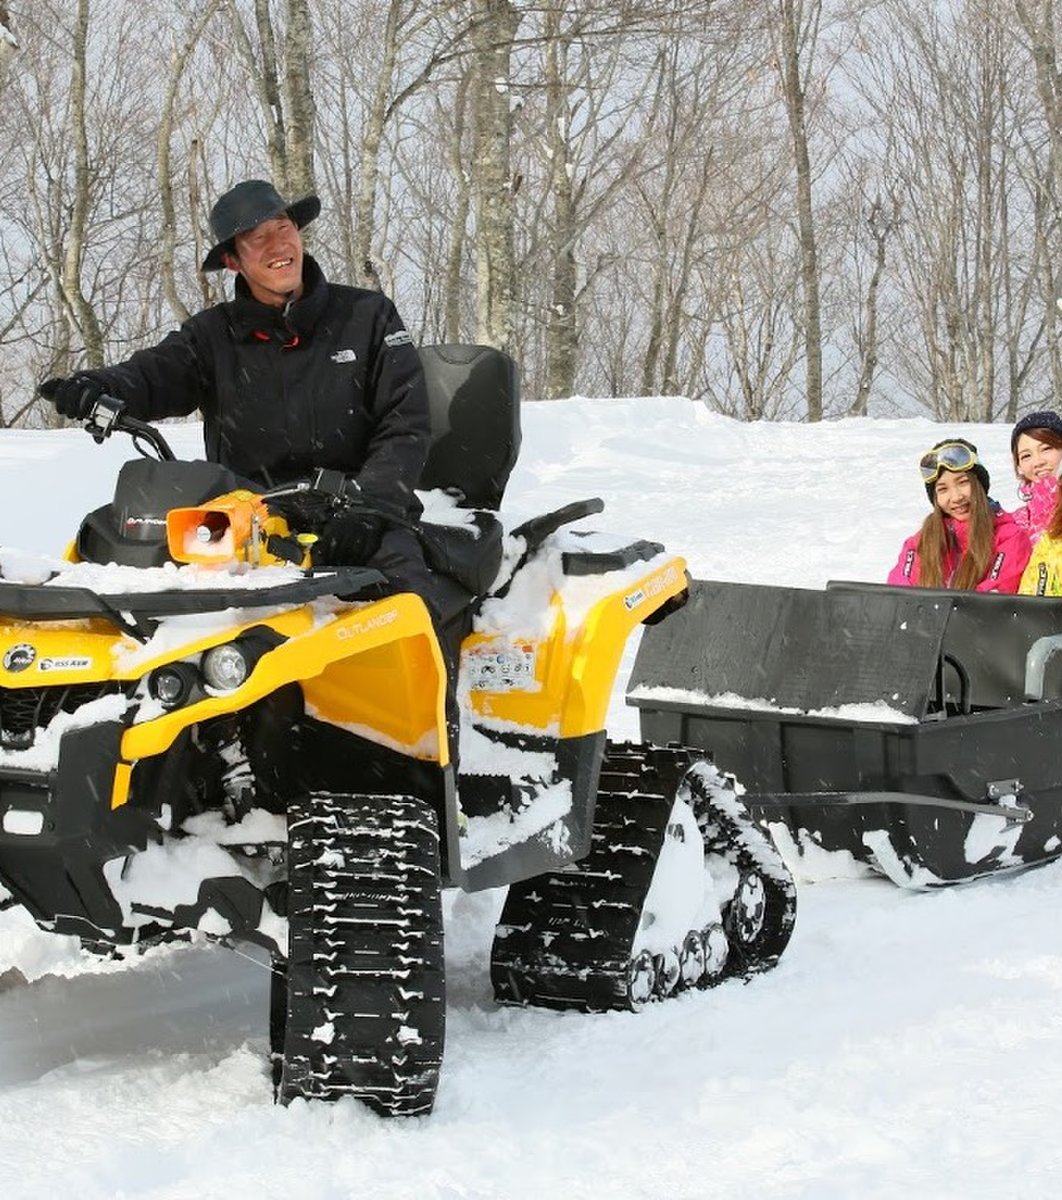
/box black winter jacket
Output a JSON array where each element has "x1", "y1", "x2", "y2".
[{"x1": 84, "y1": 256, "x2": 429, "y2": 509}]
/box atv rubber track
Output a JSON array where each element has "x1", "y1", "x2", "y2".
[
  {"x1": 279, "y1": 791, "x2": 445, "y2": 1116},
  {"x1": 490, "y1": 742, "x2": 796, "y2": 1012}
]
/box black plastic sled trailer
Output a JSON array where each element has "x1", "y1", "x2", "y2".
[{"x1": 628, "y1": 578, "x2": 1062, "y2": 888}]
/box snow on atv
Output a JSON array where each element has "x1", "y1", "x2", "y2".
[
  {"x1": 0, "y1": 347, "x2": 795, "y2": 1116},
  {"x1": 630, "y1": 577, "x2": 1062, "y2": 888}
]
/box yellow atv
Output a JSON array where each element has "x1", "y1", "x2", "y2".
[{"x1": 0, "y1": 345, "x2": 795, "y2": 1115}]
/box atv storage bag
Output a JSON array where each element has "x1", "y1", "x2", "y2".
[
  {"x1": 627, "y1": 579, "x2": 1062, "y2": 886},
  {"x1": 77, "y1": 458, "x2": 247, "y2": 567}
]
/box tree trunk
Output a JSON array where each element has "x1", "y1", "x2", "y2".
[
  {"x1": 354, "y1": 0, "x2": 402, "y2": 290},
  {"x1": 158, "y1": 0, "x2": 224, "y2": 323},
  {"x1": 850, "y1": 194, "x2": 896, "y2": 416},
  {"x1": 544, "y1": 6, "x2": 578, "y2": 399},
  {"x1": 471, "y1": 0, "x2": 521, "y2": 353},
  {"x1": 223, "y1": 0, "x2": 287, "y2": 186},
  {"x1": 1014, "y1": 0, "x2": 1062, "y2": 403},
  {"x1": 445, "y1": 71, "x2": 473, "y2": 342},
  {"x1": 62, "y1": 0, "x2": 104, "y2": 368},
  {"x1": 775, "y1": 0, "x2": 823, "y2": 421},
  {"x1": 253, "y1": 0, "x2": 288, "y2": 187},
  {"x1": 0, "y1": 2, "x2": 16, "y2": 88},
  {"x1": 188, "y1": 138, "x2": 215, "y2": 308},
  {"x1": 283, "y1": 0, "x2": 315, "y2": 198}
]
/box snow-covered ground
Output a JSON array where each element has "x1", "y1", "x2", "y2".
[{"x1": 1, "y1": 403, "x2": 1060, "y2": 1199}]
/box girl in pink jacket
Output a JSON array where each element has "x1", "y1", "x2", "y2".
[
  {"x1": 1009, "y1": 410, "x2": 1062, "y2": 545},
  {"x1": 887, "y1": 438, "x2": 1030, "y2": 593}
]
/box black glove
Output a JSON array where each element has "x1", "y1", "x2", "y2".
[
  {"x1": 38, "y1": 374, "x2": 106, "y2": 420},
  {"x1": 265, "y1": 489, "x2": 335, "y2": 534},
  {"x1": 311, "y1": 510, "x2": 385, "y2": 566}
]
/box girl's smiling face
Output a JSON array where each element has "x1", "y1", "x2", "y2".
[
  {"x1": 1015, "y1": 433, "x2": 1062, "y2": 483},
  {"x1": 933, "y1": 470, "x2": 974, "y2": 521}
]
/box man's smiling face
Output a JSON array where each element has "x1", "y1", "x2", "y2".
[{"x1": 227, "y1": 214, "x2": 304, "y2": 307}]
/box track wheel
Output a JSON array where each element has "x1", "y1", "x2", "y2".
[
  {"x1": 701, "y1": 921, "x2": 730, "y2": 984},
  {"x1": 726, "y1": 868, "x2": 768, "y2": 947},
  {"x1": 653, "y1": 949, "x2": 681, "y2": 997},
  {"x1": 681, "y1": 760, "x2": 797, "y2": 978},
  {"x1": 278, "y1": 792, "x2": 445, "y2": 1116},
  {"x1": 626, "y1": 949, "x2": 657, "y2": 1008},
  {"x1": 678, "y1": 930, "x2": 706, "y2": 986}
]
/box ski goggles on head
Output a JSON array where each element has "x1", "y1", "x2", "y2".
[{"x1": 919, "y1": 442, "x2": 979, "y2": 483}]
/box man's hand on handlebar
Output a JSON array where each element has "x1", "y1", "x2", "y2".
[
  {"x1": 38, "y1": 374, "x2": 107, "y2": 421},
  {"x1": 312, "y1": 510, "x2": 386, "y2": 567}
]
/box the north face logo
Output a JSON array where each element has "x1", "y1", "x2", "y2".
[{"x1": 331, "y1": 349, "x2": 357, "y2": 364}]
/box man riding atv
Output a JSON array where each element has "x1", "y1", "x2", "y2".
[
  {"x1": 16, "y1": 185, "x2": 796, "y2": 1117},
  {"x1": 38, "y1": 179, "x2": 468, "y2": 738}
]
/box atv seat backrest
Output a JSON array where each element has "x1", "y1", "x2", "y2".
[{"x1": 418, "y1": 344, "x2": 521, "y2": 511}]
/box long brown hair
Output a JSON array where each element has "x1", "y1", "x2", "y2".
[{"x1": 918, "y1": 473, "x2": 996, "y2": 589}]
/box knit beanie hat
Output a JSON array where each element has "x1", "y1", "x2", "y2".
[
  {"x1": 922, "y1": 438, "x2": 990, "y2": 504},
  {"x1": 1011, "y1": 410, "x2": 1062, "y2": 451}
]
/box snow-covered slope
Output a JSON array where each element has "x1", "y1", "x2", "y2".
[{"x1": 0, "y1": 404, "x2": 1058, "y2": 1199}]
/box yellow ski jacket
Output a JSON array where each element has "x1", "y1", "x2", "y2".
[{"x1": 1019, "y1": 533, "x2": 1062, "y2": 596}]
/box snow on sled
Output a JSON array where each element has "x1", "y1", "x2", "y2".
[
  {"x1": 628, "y1": 578, "x2": 1062, "y2": 888},
  {"x1": 0, "y1": 347, "x2": 795, "y2": 1118}
]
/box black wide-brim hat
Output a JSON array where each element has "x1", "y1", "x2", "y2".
[{"x1": 201, "y1": 179, "x2": 321, "y2": 272}]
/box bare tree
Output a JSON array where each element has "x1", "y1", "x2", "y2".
[
  {"x1": 61, "y1": 0, "x2": 105, "y2": 368},
  {"x1": 351, "y1": 0, "x2": 403, "y2": 289},
  {"x1": 4, "y1": 0, "x2": 1062, "y2": 426},
  {"x1": 0, "y1": 3, "x2": 16, "y2": 89},
  {"x1": 283, "y1": 0, "x2": 315, "y2": 196},
  {"x1": 706, "y1": 231, "x2": 805, "y2": 420},
  {"x1": 631, "y1": 9, "x2": 765, "y2": 399},
  {"x1": 1013, "y1": 0, "x2": 1062, "y2": 404},
  {"x1": 158, "y1": 1, "x2": 226, "y2": 324},
  {"x1": 221, "y1": 0, "x2": 316, "y2": 198},
  {"x1": 769, "y1": 0, "x2": 825, "y2": 420},
  {"x1": 444, "y1": 71, "x2": 474, "y2": 340},
  {"x1": 530, "y1": 4, "x2": 677, "y2": 398},
  {"x1": 847, "y1": 193, "x2": 898, "y2": 416},
  {"x1": 471, "y1": 0, "x2": 522, "y2": 350},
  {"x1": 857, "y1": 0, "x2": 1045, "y2": 421}
]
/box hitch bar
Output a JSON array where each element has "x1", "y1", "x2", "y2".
[{"x1": 747, "y1": 790, "x2": 1033, "y2": 825}]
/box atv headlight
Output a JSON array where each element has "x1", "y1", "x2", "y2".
[
  {"x1": 148, "y1": 662, "x2": 198, "y2": 709},
  {"x1": 202, "y1": 643, "x2": 252, "y2": 692}
]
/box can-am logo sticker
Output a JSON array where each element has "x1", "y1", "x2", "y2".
[
  {"x1": 623, "y1": 564, "x2": 680, "y2": 611},
  {"x1": 38, "y1": 656, "x2": 93, "y2": 673},
  {"x1": 3, "y1": 643, "x2": 35, "y2": 672}
]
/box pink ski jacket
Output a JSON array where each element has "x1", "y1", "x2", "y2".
[
  {"x1": 887, "y1": 509, "x2": 1031, "y2": 593},
  {"x1": 1010, "y1": 475, "x2": 1059, "y2": 546}
]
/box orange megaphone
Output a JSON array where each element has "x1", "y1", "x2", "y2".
[{"x1": 166, "y1": 490, "x2": 271, "y2": 564}]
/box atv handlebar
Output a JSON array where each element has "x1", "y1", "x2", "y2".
[
  {"x1": 86, "y1": 396, "x2": 176, "y2": 462},
  {"x1": 83, "y1": 396, "x2": 411, "y2": 527}
]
